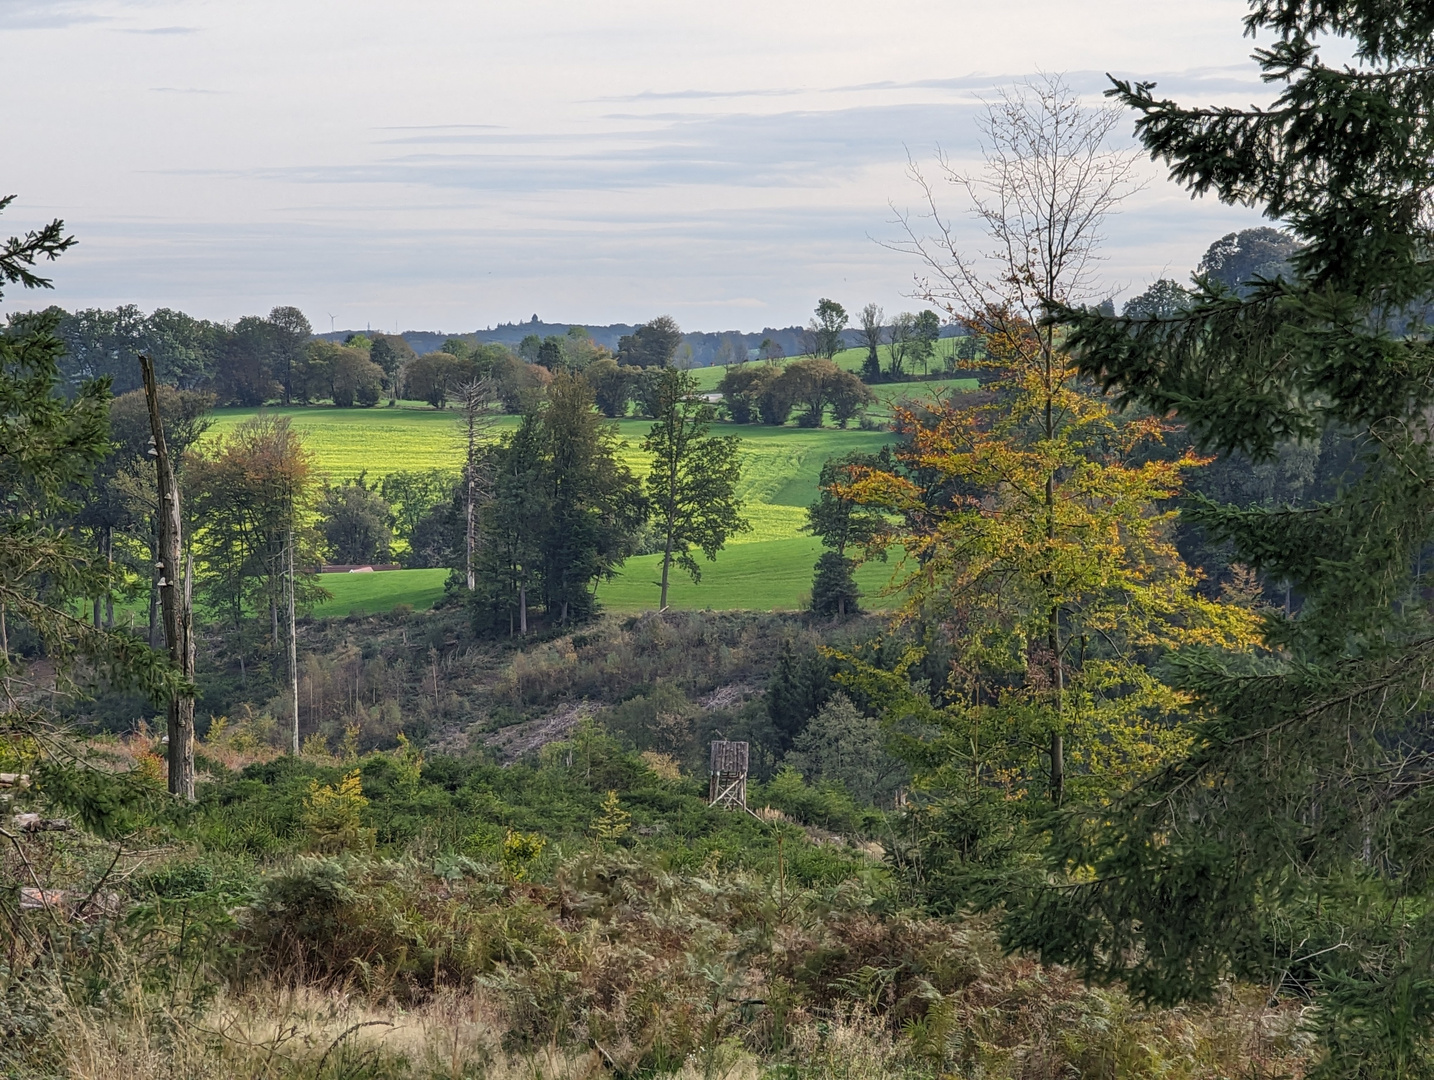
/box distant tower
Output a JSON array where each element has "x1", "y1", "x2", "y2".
[{"x1": 708, "y1": 740, "x2": 749, "y2": 810}]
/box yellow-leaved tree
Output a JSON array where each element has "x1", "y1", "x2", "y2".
[
  {"x1": 849, "y1": 75, "x2": 1261, "y2": 903},
  {"x1": 301, "y1": 770, "x2": 372, "y2": 852},
  {"x1": 846, "y1": 317, "x2": 1258, "y2": 803}
]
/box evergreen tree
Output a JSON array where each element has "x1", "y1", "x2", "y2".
[
  {"x1": 1, "y1": 197, "x2": 177, "y2": 745},
  {"x1": 474, "y1": 410, "x2": 547, "y2": 635},
  {"x1": 472, "y1": 376, "x2": 644, "y2": 632},
  {"x1": 764, "y1": 640, "x2": 834, "y2": 753},
  {"x1": 537, "y1": 374, "x2": 645, "y2": 624},
  {"x1": 785, "y1": 693, "x2": 904, "y2": 804},
  {"x1": 1019, "y1": 5, "x2": 1434, "y2": 1072},
  {"x1": 805, "y1": 452, "x2": 888, "y2": 617},
  {"x1": 809, "y1": 551, "x2": 861, "y2": 619}
]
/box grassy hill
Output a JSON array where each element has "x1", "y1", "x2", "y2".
[{"x1": 206, "y1": 366, "x2": 962, "y2": 616}]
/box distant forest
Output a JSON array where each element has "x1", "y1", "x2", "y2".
[{"x1": 18, "y1": 300, "x2": 969, "y2": 407}]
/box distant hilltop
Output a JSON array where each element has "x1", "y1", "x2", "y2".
[{"x1": 319, "y1": 315, "x2": 964, "y2": 369}]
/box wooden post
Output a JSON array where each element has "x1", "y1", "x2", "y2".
[{"x1": 139, "y1": 356, "x2": 196, "y2": 801}]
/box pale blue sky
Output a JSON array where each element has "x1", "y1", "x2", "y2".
[{"x1": 2, "y1": 0, "x2": 1275, "y2": 332}]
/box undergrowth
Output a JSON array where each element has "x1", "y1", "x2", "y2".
[
  {"x1": 3, "y1": 844, "x2": 1311, "y2": 1079},
  {"x1": 3, "y1": 721, "x2": 1314, "y2": 1079}
]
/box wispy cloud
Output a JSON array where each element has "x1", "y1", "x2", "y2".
[
  {"x1": 375, "y1": 123, "x2": 504, "y2": 131},
  {"x1": 838, "y1": 65, "x2": 1265, "y2": 99},
  {"x1": 176, "y1": 103, "x2": 987, "y2": 194},
  {"x1": 149, "y1": 86, "x2": 228, "y2": 94},
  {"x1": 0, "y1": 0, "x2": 110, "y2": 29},
  {"x1": 590, "y1": 87, "x2": 807, "y2": 102},
  {"x1": 118, "y1": 24, "x2": 197, "y2": 34}
]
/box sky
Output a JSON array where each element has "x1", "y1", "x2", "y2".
[{"x1": 1, "y1": 0, "x2": 1282, "y2": 334}]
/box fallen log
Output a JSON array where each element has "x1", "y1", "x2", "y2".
[{"x1": 10, "y1": 813, "x2": 71, "y2": 832}]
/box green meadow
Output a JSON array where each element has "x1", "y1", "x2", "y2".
[
  {"x1": 684, "y1": 344, "x2": 979, "y2": 407},
  {"x1": 206, "y1": 364, "x2": 963, "y2": 615},
  {"x1": 317, "y1": 540, "x2": 902, "y2": 618}
]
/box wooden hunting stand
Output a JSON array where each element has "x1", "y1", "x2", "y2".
[{"x1": 708, "y1": 741, "x2": 749, "y2": 811}]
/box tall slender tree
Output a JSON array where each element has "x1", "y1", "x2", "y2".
[
  {"x1": 893, "y1": 73, "x2": 1142, "y2": 795},
  {"x1": 806, "y1": 452, "x2": 888, "y2": 618},
  {"x1": 455, "y1": 378, "x2": 496, "y2": 591},
  {"x1": 480, "y1": 411, "x2": 547, "y2": 635},
  {"x1": 857, "y1": 303, "x2": 885, "y2": 381},
  {"x1": 139, "y1": 355, "x2": 197, "y2": 798},
  {"x1": 642, "y1": 368, "x2": 748, "y2": 610}
]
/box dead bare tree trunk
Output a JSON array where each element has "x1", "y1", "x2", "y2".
[{"x1": 140, "y1": 355, "x2": 196, "y2": 802}]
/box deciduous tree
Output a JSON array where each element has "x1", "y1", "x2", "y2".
[
  {"x1": 584, "y1": 357, "x2": 632, "y2": 418},
  {"x1": 805, "y1": 298, "x2": 848, "y2": 359},
  {"x1": 268, "y1": 305, "x2": 312, "y2": 405},
  {"x1": 910, "y1": 310, "x2": 941, "y2": 375},
  {"x1": 379, "y1": 468, "x2": 456, "y2": 558},
  {"x1": 319, "y1": 476, "x2": 393, "y2": 564},
  {"x1": 618, "y1": 315, "x2": 683, "y2": 368},
  {"x1": 857, "y1": 302, "x2": 885, "y2": 382},
  {"x1": 886, "y1": 312, "x2": 915, "y2": 379},
  {"x1": 642, "y1": 368, "x2": 748, "y2": 609},
  {"x1": 889, "y1": 73, "x2": 1145, "y2": 799},
  {"x1": 187, "y1": 415, "x2": 323, "y2": 643}
]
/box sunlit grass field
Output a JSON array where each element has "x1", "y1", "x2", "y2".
[
  {"x1": 316, "y1": 540, "x2": 902, "y2": 617},
  {"x1": 207, "y1": 363, "x2": 967, "y2": 614},
  {"x1": 684, "y1": 344, "x2": 979, "y2": 406}
]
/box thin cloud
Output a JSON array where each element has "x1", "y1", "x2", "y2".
[
  {"x1": 375, "y1": 123, "x2": 504, "y2": 131},
  {"x1": 118, "y1": 25, "x2": 198, "y2": 34},
  {"x1": 166, "y1": 102, "x2": 988, "y2": 194},
  {"x1": 0, "y1": 1, "x2": 110, "y2": 29},
  {"x1": 838, "y1": 65, "x2": 1265, "y2": 98},
  {"x1": 590, "y1": 87, "x2": 807, "y2": 102}
]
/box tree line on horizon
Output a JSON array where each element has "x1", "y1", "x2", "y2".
[{"x1": 13, "y1": 301, "x2": 881, "y2": 416}]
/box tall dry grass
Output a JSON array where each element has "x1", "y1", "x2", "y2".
[{"x1": 5, "y1": 848, "x2": 1314, "y2": 1079}]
